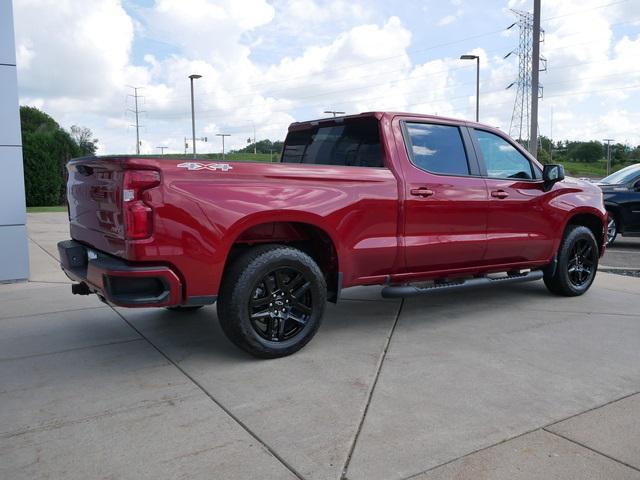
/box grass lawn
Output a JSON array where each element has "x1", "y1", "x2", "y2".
[
  {"x1": 27, "y1": 206, "x2": 67, "y2": 213},
  {"x1": 560, "y1": 160, "x2": 634, "y2": 178}
]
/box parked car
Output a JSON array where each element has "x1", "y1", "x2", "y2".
[
  {"x1": 58, "y1": 112, "x2": 607, "y2": 358},
  {"x1": 597, "y1": 163, "x2": 640, "y2": 245}
]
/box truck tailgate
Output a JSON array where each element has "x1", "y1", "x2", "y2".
[{"x1": 67, "y1": 157, "x2": 127, "y2": 256}]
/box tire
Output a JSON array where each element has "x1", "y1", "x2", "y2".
[
  {"x1": 217, "y1": 244, "x2": 327, "y2": 358},
  {"x1": 606, "y1": 214, "x2": 618, "y2": 246},
  {"x1": 544, "y1": 225, "x2": 599, "y2": 296},
  {"x1": 166, "y1": 305, "x2": 203, "y2": 312}
]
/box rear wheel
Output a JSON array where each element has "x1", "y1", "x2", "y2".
[
  {"x1": 544, "y1": 225, "x2": 599, "y2": 296},
  {"x1": 217, "y1": 245, "x2": 327, "y2": 358}
]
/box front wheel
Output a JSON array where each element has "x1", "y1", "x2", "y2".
[
  {"x1": 544, "y1": 225, "x2": 599, "y2": 296},
  {"x1": 217, "y1": 245, "x2": 327, "y2": 358}
]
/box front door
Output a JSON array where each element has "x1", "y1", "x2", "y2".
[
  {"x1": 471, "y1": 128, "x2": 556, "y2": 264},
  {"x1": 397, "y1": 120, "x2": 489, "y2": 274}
]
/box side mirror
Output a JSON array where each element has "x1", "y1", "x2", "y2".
[
  {"x1": 634, "y1": 180, "x2": 640, "y2": 192},
  {"x1": 543, "y1": 164, "x2": 565, "y2": 191}
]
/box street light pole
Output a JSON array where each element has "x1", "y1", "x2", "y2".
[
  {"x1": 459, "y1": 54, "x2": 480, "y2": 122},
  {"x1": 324, "y1": 110, "x2": 345, "y2": 118},
  {"x1": 216, "y1": 133, "x2": 231, "y2": 162},
  {"x1": 188, "y1": 74, "x2": 202, "y2": 159},
  {"x1": 156, "y1": 146, "x2": 167, "y2": 155},
  {"x1": 603, "y1": 139, "x2": 614, "y2": 176}
]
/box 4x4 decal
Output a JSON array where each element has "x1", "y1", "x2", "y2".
[{"x1": 177, "y1": 162, "x2": 233, "y2": 172}]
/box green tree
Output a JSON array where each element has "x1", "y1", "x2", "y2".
[
  {"x1": 566, "y1": 140, "x2": 603, "y2": 163},
  {"x1": 70, "y1": 125, "x2": 98, "y2": 156},
  {"x1": 233, "y1": 139, "x2": 284, "y2": 155},
  {"x1": 20, "y1": 106, "x2": 82, "y2": 206}
]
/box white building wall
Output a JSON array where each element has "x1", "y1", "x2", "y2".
[{"x1": 0, "y1": 0, "x2": 29, "y2": 282}]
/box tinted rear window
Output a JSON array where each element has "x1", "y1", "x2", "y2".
[{"x1": 282, "y1": 118, "x2": 384, "y2": 168}]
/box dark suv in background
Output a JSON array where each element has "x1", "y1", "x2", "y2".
[{"x1": 598, "y1": 164, "x2": 640, "y2": 245}]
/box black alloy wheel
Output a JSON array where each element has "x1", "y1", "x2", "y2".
[
  {"x1": 249, "y1": 267, "x2": 313, "y2": 342},
  {"x1": 567, "y1": 238, "x2": 597, "y2": 288}
]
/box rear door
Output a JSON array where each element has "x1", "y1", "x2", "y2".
[
  {"x1": 470, "y1": 128, "x2": 556, "y2": 264},
  {"x1": 395, "y1": 118, "x2": 489, "y2": 274}
]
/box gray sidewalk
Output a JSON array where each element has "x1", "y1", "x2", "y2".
[{"x1": 1, "y1": 212, "x2": 639, "y2": 480}]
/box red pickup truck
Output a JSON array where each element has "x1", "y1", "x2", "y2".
[{"x1": 59, "y1": 112, "x2": 607, "y2": 357}]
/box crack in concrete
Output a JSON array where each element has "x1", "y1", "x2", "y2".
[
  {"x1": 398, "y1": 389, "x2": 640, "y2": 480},
  {"x1": 1, "y1": 391, "x2": 199, "y2": 439},
  {"x1": 340, "y1": 298, "x2": 405, "y2": 480},
  {"x1": 110, "y1": 305, "x2": 307, "y2": 480},
  {"x1": 0, "y1": 337, "x2": 142, "y2": 363},
  {"x1": 543, "y1": 428, "x2": 640, "y2": 473}
]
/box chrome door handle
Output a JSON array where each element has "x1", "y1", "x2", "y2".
[
  {"x1": 491, "y1": 190, "x2": 509, "y2": 199},
  {"x1": 410, "y1": 188, "x2": 434, "y2": 198}
]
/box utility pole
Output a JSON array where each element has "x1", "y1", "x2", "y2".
[
  {"x1": 529, "y1": 0, "x2": 541, "y2": 158},
  {"x1": 188, "y1": 74, "x2": 202, "y2": 159},
  {"x1": 550, "y1": 107, "x2": 554, "y2": 162},
  {"x1": 156, "y1": 146, "x2": 167, "y2": 155},
  {"x1": 603, "y1": 139, "x2": 614, "y2": 176},
  {"x1": 127, "y1": 86, "x2": 144, "y2": 154},
  {"x1": 324, "y1": 110, "x2": 345, "y2": 118},
  {"x1": 253, "y1": 124, "x2": 257, "y2": 155},
  {"x1": 216, "y1": 133, "x2": 231, "y2": 162}
]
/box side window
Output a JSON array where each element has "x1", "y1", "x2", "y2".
[
  {"x1": 474, "y1": 129, "x2": 535, "y2": 180},
  {"x1": 404, "y1": 123, "x2": 470, "y2": 176},
  {"x1": 281, "y1": 118, "x2": 384, "y2": 168}
]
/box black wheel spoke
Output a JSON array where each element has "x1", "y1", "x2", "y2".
[
  {"x1": 292, "y1": 300, "x2": 312, "y2": 315},
  {"x1": 292, "y1": 281, "x2": 311, "y2": 299},
  {"x1": 263, "y1": 275, "x2": 276, "y2": 295},
  {"x1": 266, "y1": 317, "x2": 278, "y2": 340},
  {"x1": 251, "y1": 310, "x2": 271, "y2": 320},
  {"x1": 287, "y1": 273, "x2": 305, "y2": 292},
  {"x1": 250, "y1": 296, "x2": 271, "y2": 308},
  {"x1": 288, "y1": 313, "x2": 307, "y2": 325},
  {"x1": 277, "y1": 317, "x2": 287, "y2": 338},
  {"x1": 275, "y1": 270, "x2": 287, "y2": 290}
]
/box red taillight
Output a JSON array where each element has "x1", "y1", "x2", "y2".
[{"x1": 122, "y1": 170, "x2": 160, "y2": 240}]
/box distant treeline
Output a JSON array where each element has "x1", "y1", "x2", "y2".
[{"x1": 528, "y1": 136, "x2": 640, "y2": 165}]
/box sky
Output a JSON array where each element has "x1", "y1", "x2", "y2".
[{"x1": 12, "y1": 0, "x2": 640, "y2": 155}]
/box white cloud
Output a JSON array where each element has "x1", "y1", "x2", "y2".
[
  {"x1": 437, "y1": 15, "x2": 457, "y2": 26},
  {"x1": 12, "y1": 0, "x2": 640, "y2": 155}
]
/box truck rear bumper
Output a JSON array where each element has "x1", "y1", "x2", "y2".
[{"x1": 57, "y1": 240, "x2": 182, "y2": 308}]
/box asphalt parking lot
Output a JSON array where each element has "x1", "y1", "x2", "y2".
[
  {"x1": 601, "y1": 236, "x2": 640, "y2": 277},
  {"x1": 1, "y1": 212, "x2": 639, "y2": 480}
]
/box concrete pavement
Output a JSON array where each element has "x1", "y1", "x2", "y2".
[{"x1": 0, "y1": 212, "x2": 638, "y2": 480}]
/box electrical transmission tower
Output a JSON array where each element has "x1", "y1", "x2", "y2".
[
  {"x1": 127, "y1": 86, "x2": 145, "y2": 155},
  {"x1": 505, "y1": 9, "x2": 545, "y2": 150}
]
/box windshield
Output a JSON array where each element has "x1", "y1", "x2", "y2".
[{"x1": 600, "y1": 164, "x2": 640, "y2": 185}]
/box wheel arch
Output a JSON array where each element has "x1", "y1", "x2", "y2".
[
  {"x1": 221, "y1": 212, "x2": 342, "y2": 302},
  {"x1": 563, "y1": 210, "x2": 607, "y2": 251}
]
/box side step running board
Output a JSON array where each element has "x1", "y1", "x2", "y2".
[{"x1": 381, "y1": 270, "x2": 544, "y2": 299}]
